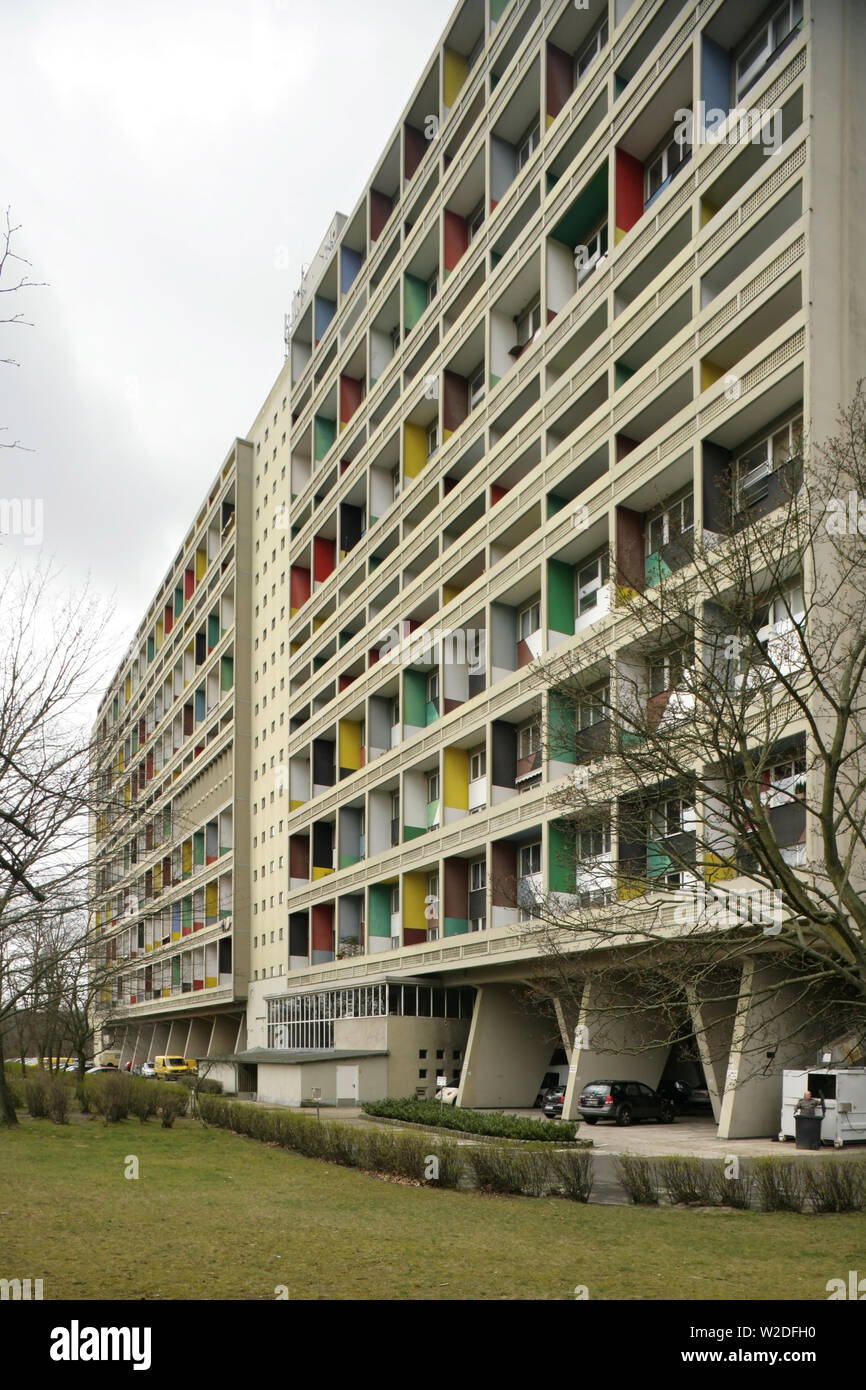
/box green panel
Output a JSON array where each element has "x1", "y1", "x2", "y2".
[
  {"x1": 648, "y1": 841, "x2": 672, "y2": 879},
  {"x1": 490, "y1": 0, "x2": 508, "y2": 20},
  {"x1": 174, "y1": 585, "x2": 184, "y2": 617},
  {"x1": 194, "y1": 830, "x2": 204, "y2": 865},
  {"x1": 147, "y1": 635, "x2": 155, "y2": 662},
  {"x1": 403, "y1": 825, "x2": 426, "y2": 842},
  {"x1": 614, "y1": 72, "x2": 627, "y2": 99},
  {"x1": 426, "y1": 799, "x2": 440, "y2": 829},
  {"x1": 548, "y1": 558, "x2": 575, "y2": 634},
  {"x1": 220, "y1": 656, "x2": 234, "y2": 691},
  {"x1": 314, "y1": 415, "x2": 336, "y2": 462},
  {"x1": 403, "y1": 668, "x2": 427, "y2": 727},
  {"x1": 208, "y1": 613, "x2": 220, "y2": 648},
  {"x1": 182, "y1": 897, "x2": 193, "y2": 928},
  {"x1": 171, "y1": 957, "x2": 180, "y2": 987},
  {"x1": 549, "y1": 820, "x2": 576, "y2": 894},
  {"x1": 550, "y1": 162, "x2": 608, "y2": 248},
  {"x1": 547, "y1": 493, "x2": 568, "y2": 518},
  {"x1": 368, "y1": 883, "x2": 391, "y2": 937},
  {"x1": 645, "y1": 552, "x2": 672, "y2": 587},
  {"x1": 549, "y1": 689, "x2": 576, "y2": 765},
  {"x1": 338, "y1": 853, "x2": 360, "y2": 869},
  {"x1": 425, "y1": 700, "x2": 438, "y2": 726},
  {"x1": 546, "y1": 171, "x2": 559, "y2": 194},
  {"x1": 615, "y1": 361, "x2": 636, "y2": 388},
  {"x1": 405, "y1": 273, "x2": 428, "y2": 331},
  {"x1": 163, "y1": 806, "x2": 172, "y2": 835},
  {"x1": 444, "y1": 917, "x2": 469, "y2": 937}
]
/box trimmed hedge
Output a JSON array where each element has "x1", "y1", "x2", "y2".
[
  {"x1": 197, "y1": 1095, "x2": 594, "y2": 1200},
  {"x1": 361, "y1": 1096, "x2": 579, "y2": 1143}
]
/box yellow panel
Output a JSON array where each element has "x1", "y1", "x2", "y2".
[
  {"x1": 701, "y1": 359, "x2": 724, "y2": 392},
  {"x1": 205, "y1": 882, "x2": 218, "y2": 917},
  {"x1": 443, "y1": 46, "x2": 468, "y2": 107},
  {"x1": 312, "y1": 865, "x2": 333, "y2": 880},
  {"x1": 182, "y1": 841, "x2": 192, "y2": 874},
  {"x1": 616, "y1": 585, "x2": 639, "y2": 606},
  {"x1": 404, "y1": 421, "x2": 427, "y2": 479},
  {"x1": 403, "y1": 871, "x2": 426, "y2": 933},
  {"x1": 615, "y1": 226, "x2": 628, "y2": 244},
  {"x1": 205, "y1": 976, "x2": 217, "y2": 988},
  {"x1": 196, "y1": 547, "x2": 207, "y2": 581},
  {"x1": 443, "y1": 583, "x2": 462, "y2": 604},
  {"x1": 339, "y1": 719, "x2": 362, "y2": 772},
  {"x1": 444, "y1": 746, "x2": 469, "y2": 810},
  {"x1": 701, "y1": 198, "x2": 718, "y2": 227},
  {"x1": 289, "y1": 799, "x2": 306, "y2": 812},
  {"x1": 162, "y1": 987, "x2": 171, "y2": 997},
  {"x1": 706, "y1": 854, "x2": 736, "y2": 883}
]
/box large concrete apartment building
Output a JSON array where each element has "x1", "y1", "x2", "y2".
[{"x1": 93, "y1": 0, "x2": 866, "y2": 1136}]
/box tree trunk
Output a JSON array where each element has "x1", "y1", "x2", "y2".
[{"x1": 0, "y1": 1030, "x2": 19, "y2": 1127}]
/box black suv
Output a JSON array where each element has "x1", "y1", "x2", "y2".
[{"x1": 573, "y1": 1080, "x2": 675, "y2": 1126}]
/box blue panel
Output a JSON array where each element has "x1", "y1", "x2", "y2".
[
  {"x1": 341, "y1": 247, "x2": 362, "y2": 295},
  {"x1": 314, "y1": 295, "x2": 336, "y2": 341},
  {"x1": 701, "y1": 35, "x2": 731, "y2": 119}
]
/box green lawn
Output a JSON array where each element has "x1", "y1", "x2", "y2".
[{"x1": 1, "y1": 1115, "x2": 860, "y2": 1300}]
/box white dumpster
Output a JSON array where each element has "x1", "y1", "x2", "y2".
[{"x1": 780, "y1": 1068, "x2": 866, "y2": 1148}]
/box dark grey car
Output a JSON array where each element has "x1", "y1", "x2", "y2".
[{"x1": 574, "y1": 1079, "x2": 675, "y2": 1126}]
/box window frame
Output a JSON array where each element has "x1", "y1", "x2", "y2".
[{"x1": 519, "y1": 841, "x2": 542, "y2": 878}]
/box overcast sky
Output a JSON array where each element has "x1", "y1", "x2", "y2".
[{"x1": 1, "y1": 0, "x2": 454, "y2": 653}]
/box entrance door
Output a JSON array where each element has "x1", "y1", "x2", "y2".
[{"x1": 336, "y1": 1065, "x2": 359, "y2": 1105}]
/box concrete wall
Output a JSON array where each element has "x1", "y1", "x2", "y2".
[
  {"x1": 562, "y1": 981, "x2": 670, "y2": 1120},
  {"x1": 458, "y1": 984, "x2": 553, "y2": 1107}
]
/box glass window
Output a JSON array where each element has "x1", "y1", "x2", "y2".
[
  {"x1": 517, "y1": 121, "x2": 540, "y2": 169},
  {"x1": 470, "y1": 859, "x2": 486, "y2": 891},
  {"x1": 427, "y1": 671, "x2": 439, "y2": 704},
  {"x1": 469, "y1": 368, "x2": 486, "y2": 408},
  {"x1": 518, "y1": 721, "x2": 541, "y2": 758},
  {"x1": 468, "y1": 202, "x2": 485, "y2": 240},
  {"x1": 426, "y1": 771, "x2": 440, "y2": 802},
  {"x1": 519, "y1": 841, "x2": 542, "y2": 877},
  {"x1": 469, "y1": 748, "x2": 486, "y2": 781},
  {"x1": 427, "y1": 421, "x2": 439, "y2": 458},
  {"x1": 576, "y1": 550, "x2": 609, "y2": 614},
  {"x1": 576, "y1": 17, "x2": 608, "y2": 81},
  {"x1": 519, "y1": 601, "x2": 541, "y2": 639},
  {"x1": 516, "y1": 297, "x2": 541, "y2": 346}
]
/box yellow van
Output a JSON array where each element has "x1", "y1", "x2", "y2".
[{"x1": 154, "y1": 1055, "x2": 197, "y2": 1079}]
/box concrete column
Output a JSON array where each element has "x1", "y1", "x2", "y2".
[
  {"x1": 457, "y1": 984, "x2": 553, "y2": 1108},
  {"x1": 118, "y1": 1027, "x2": 135, "y2": 1067},
  {"x1": 186, "y1": 1017, "x2": 212, "y2": 1063},
  {"x1": 166, "y1": 1020, "x2": 189, "y2": 1054},
  {"x1": 717, "y1": 959, "x2": 822, "y2": 1139},
  {"x1": 137, "y1": 1024, "x2": 156, "y2": 1063},
  {"x1": 152, "y1": 1022, "x2": 171, "y2": 1057},
  {"x1": 686, "y1": 984, "x2": 735, "y2": 1125},
  {"x1": 208, "y1": 1013, "x2": 239, "y2": 1057},
  {"x1": 561, "y1": 980, "x2": 670, "y2": 1120}
]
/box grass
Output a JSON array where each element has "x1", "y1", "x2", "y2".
[{"x1": 2, "y1": 1114, "x2": 862, "y2": 1301}]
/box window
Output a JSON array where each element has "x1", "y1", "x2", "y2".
[
  {"x1": 649, "y1": 643, "x2": 694, "y2": 696},
  {"x1": 518, "y1": 601, "x2": 541, "y2": 640},
  {"x1": 469, "y1": 748, "x2": 486, "y2": 781},
  {"x1": 645, "y1": 124, "x2": 692, "y2": 206},
  {"x1": 515, "y1": 297, "x2": 541, "y2": 348},
  {"x1": 427, "y1": 272, "x2": 438, "y2": 304},
  {"x1": 735, "y1": 414, "x2": 803, "y2": 510},
  {"x1": 763, "y1": 755, "x2": 807, "y2": 805},
  {"x1": 390, "y1": 325, "x2": 401, "y2": 353},
  {"x1": 426, "y1": 671, "x2": 439, "y2": 706},
  {"x1": 576, "y1": 221, "x2": 608, "y2": 286},
  {"x1": 518, "y1": 720, "x2": 541, "y2": 759},
  {"x1": 576, "y1": 550, "x2": 609, "y2": 616},
  {"x1": 427, "y1": 872, "x2": 439, "y2": 902},
  {"x1": 469, "y1": 916, "x2": 486, "y2": 933},
  {"x1": 426, "y1": 771, "x2": 440, "y2": 803},
  {"x1": 578, "y1": 683, "x2": 609, "y2": 729},
  {"x1": 519, "y1": 841, "x2": 542, "y2": 877},
  {"x1": 734, "y1": 0, "x2": 803, "y2": 102},
  {"x1": 390, "y1": 790, "x2": 400, "y2": 819},
  {"x1": 470, "y1": 859, "x2": 486, "y2": 891},
  {"x1": 392, "y1": 467, "x2": 402, "y2": 500},
  {"x1": 469, "y1": 368, "x2": 486, "y2": 410},
  {"x1": 390, "y1": 885, "x2": 399, "y2": 914},
  {"x1": 391, "y1": 698, "x2": 400, "y2": 727},
  {"x1": 575, "y1": 16, "x2": 608, "y2": 81},
  {"x1": 578, "y1": 824, "x2": 610, "y2": 860},
  {"x1": 427, "y1": 421, "x2": 439, "y2": 458},
  {"x1": 647, "y1": 492, "x2": 694, "y2": 555},
  {"x1": 468, "y1": 201, "x2": 485, "y2": 241},
  {"x1": 517, "y1": 120, "x2": 540, "y2": 170},
  {"x1": 653, "y1": 797, "x2": 695, "y2": 838}
]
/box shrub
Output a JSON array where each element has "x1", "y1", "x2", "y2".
[
  {"x1": 130, "y1": 1082, "x2": 159, "y2": 1123},
  {"x1": 752, "y1": 1157, "x2": 806, "y2": 1213},
  {"x1": 158, "y1": 1088, "x2": 189, "y2": 1128},
  {"x1": 658, "y1": 1156, "x2": 718, "y2": 1206},
  {"x1": 24, "y1": 1074, "x2": 50, "y2": 1119},
  {"x1": 613, "y1": 1155, "x2": 660, "y2": 1205},
  {"x1": 1, "y1": 1071, "x2": 23, "y2": 1111},
  {"x1": 46, "y1": 1077, "x2": 69, "y2": 1124},
  {"x1": 469, "y1": 1145, "x2": 537, "y2": 1195},
  {"x1": 714, "y1": 1160, "x2": 755, "y2": 1210},
  {"x1": 549, "y1": 1148, "x2": 595, "y2": 1202},
  {"x1": 361, "y1": 1097, "x2": 578, "y2": 1143},
  {"x1": 320, "y1": 1120, "x2": 359, "y2": 1167},
  {"x1": 803, "y1": 1159, "x2": 866, "y2": 1214},
  {"x1": 196, "y1": 1078, "x2": 223, "y2": 1095},
  {"x1": 90, "y1": 1072, "x2": 135, "y2": 1123}
]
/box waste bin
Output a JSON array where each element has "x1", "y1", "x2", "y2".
[{"x1": 794, "y1": 1112, "x2": 823, "y2": 1150}]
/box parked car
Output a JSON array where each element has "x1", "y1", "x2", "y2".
[
  {"x1": 534, "y1": 1067, "x2": 569, "y2": 1108},
  {"x1": 542, "y1": 1086, "x2": 569, "y2": 1119},
  {"x1": 572, "y1": 1080, "x2": 675, "y2": 1127},
  {"x1": 85, "y1": 1066, "x2": 120, "y2": 1075},
  {"x1": 656, "y1": 1079, "x2": 712, "y2": 1113},
  {"x1": 138, "y1": 1061, "x2": 157, "y2": 1079},
  {"x1": 435, "y1": 1085, "x2": 459, "y2": 1105}
]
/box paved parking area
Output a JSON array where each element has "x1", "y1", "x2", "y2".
[{"x1": 497, "y1": 1110, "x2": 790, "y2": 1157}]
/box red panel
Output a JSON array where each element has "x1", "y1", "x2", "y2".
[
  {"x1": 517, "y1": 639, "x2": 534, "y2": 668},
  {"x1": 546, "y1": 42, "x2": 573, "y2": 121},
  {"x1": 491, "y1": 484, "x2": 509, "y2": 505},
  {"x1": 339, "y1": 673, "x2": 355, "y2": 692},
  {"x1": 404, "y1": 123, "x2": 427, "y2": 180},
  {"x1": 313, "y1": 536, "x2": 335, "y2": 583},
  {"x1": 444, "y1": 857, "x2": 469, "y2": 920},
  {"x1": 443, "y1": 210, "x2": 468, "y2": 273},
  {"x1": 146, "y1": 751, "x2": 154, "y2": 779},
  {"x1": 491, "y1": 841, "x2": 518, "y2": 907},
  {"x1": 290, "y1": 835, "x2": 310, "y2": 879},
  {"x1": 290, "y1": 565, "x2": 311, "y2": 611},
  {"x1": 164, "y1": 604, "x2": 173, "y2": 634},
  {"x1": 340, "y1": 374, "x2": 363, "y2": 426},
  {"x1": 443, "y1": 370, "x2": 468, "y2": 434},
  {"x1": 615, "y1": 505, "x2": 645, "y2": 592},
  {"x1": 615, "y1": 147, "x2": 644, "y2": 235},
  {"x1": 370, "y1": 189, "x2": 393, "y2": 242},
  {"x1": 312, "y1": 904, "x2": 334, "y2": 953},
  {"x1": 403, "y1": 928, "x2": 426, "y2": 946},
  {"x1": 184, "y1": 567, "x2": 195, "y2": 599},
  {"x1": 369, "y1": 647, "x2": 380, "y2": 667}
]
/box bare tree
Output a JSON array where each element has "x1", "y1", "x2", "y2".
[
  {"x1": 518, "y1": 387, "x2": 866, "y2": 1073},
  {"x1": 0, "y1": 206, "x2": 46, "y2": 453},
  {"x1": 0, "y1": 566, "x2": 114, "y2": 1123}
]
